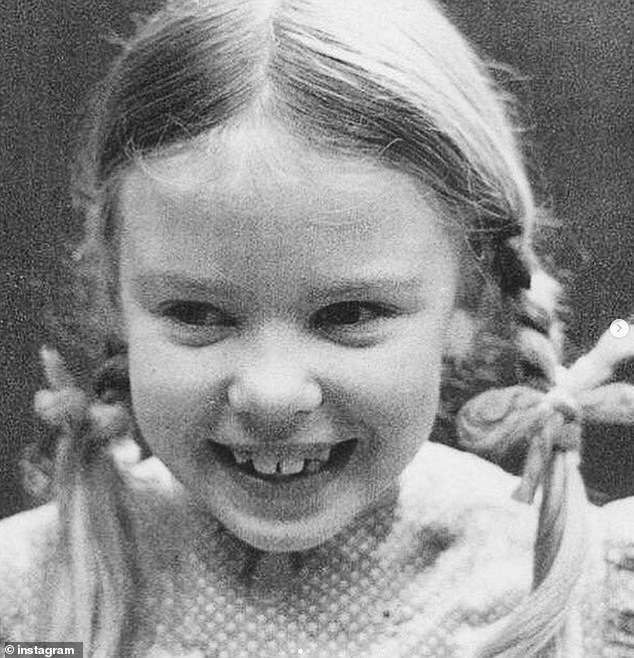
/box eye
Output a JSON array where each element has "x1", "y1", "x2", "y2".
[
  {"x1": 158, "y1": 301, "x2": 232, "y2": 327},
  {"x1": 311, "y1": 301, "x2": 397, "y2": 345},
  {"x1": 154, "y1": 301, "x2": 236, "y2": 346}
]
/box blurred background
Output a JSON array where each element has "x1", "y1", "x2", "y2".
[{"x1": 1, "y1": 0, "x2": 632, "y2": 518}]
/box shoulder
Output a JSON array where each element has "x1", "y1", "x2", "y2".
[
  {"x1": 403, "y1": 440, "x2": 521, "y2": 499},
  {"x1": 376, "y1": 443, "x2": 535, "y2": 650},
  {"x1": 0, "y1": 502, "x2": 59, "y2": 637},
  {"x1": 0, "y1": 501, "x2": 59, "y2": 576},
  {"x1": 395, "y1": 441, "x2": 536, "y2": 587},
  {"x1": 596, "y1": 495, "x2": 634, "y2": 543},
  {"x1": 583, "y1": 495, "x2": 634, "y2": 573},
  {"x1": 601, "y1": 496, "x2": 634, "y2": 647},
  {"x1": 123, "y1": 457, "x2": 223, "y2": 570},
  {"x1": 398, "y1": 441, "x2": 534, "y2": 536},
  {"x1": 588, "y1": 495, "x2": 634, "y2": 593},
  {"x1": 575, "y1": 496, "x2": 634, "y2": 653}
]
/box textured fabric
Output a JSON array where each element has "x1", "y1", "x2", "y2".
[{"x1": 1, "y1": 442, "x2": 633, "y2": 657}]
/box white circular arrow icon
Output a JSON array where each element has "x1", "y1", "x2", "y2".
[{"x1": 609, "y1": 319, "x2": 630, "y2": 338}]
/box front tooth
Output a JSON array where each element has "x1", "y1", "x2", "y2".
[
  {"x1": 305, "y1": 459, "x2": 322, "y2": 474},
  {"x1": 279, "y1": 456, "x2": 305, "y2": 475},
  {"x1": 252, "y1": 454, "x2": 279, "y2": 474},
  {"x1": 232, "y1": 449, "x2": 250, "y2": 464}
]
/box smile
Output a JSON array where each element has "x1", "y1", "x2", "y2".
[{"x1": 208, "y1": 440, "x2": 358, "y2": 481}]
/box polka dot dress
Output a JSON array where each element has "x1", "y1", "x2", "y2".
[{"x1": 140, "y1": 500, "x2": 486, "y2": 657}]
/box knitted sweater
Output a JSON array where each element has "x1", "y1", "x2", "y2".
[{"x1": 1, "y1": 442, "x2": 632, "y2": 657}]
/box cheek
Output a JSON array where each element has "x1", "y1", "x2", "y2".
[
  {"x1": 124, "y1": 329, "x2": 216, "y2": 442},
  {"x1": 359, "y1": 332, "x2": 443, "y2": 406},
  {"x1": 334, "y1": 334, "x2": 444, "y2": 445},
  {"x1": 125, "y1": 314, "x2": 220, "y2": 396},
  {"x1": 127, "y1": 352, "x2": 187, "y2": 453},
  {"x1": 336, "y1": 345, "x2": 443, "y2": 491}
]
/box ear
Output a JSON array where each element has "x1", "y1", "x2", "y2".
[{"x1": 443, "y1": 308, "x2": 476, "y2": 359}]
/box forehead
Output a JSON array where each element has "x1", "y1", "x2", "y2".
[{"x1": 117, "y1": 125, "x2": 458, "y2": 294}]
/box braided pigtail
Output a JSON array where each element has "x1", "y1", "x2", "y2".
[
  {"x1": 34, "y1": 347, "x2": 142, "y2": 658},
  {"x1": 461, "y1": 266, "x2": 585, "y2": 657},
  {"x1": 458, "y1": 249, "x2": 634, "y2": 656}
]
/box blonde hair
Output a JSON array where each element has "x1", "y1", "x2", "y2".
[{"x1": 38, "y1": 0, "x2": 585, "y2": 655}]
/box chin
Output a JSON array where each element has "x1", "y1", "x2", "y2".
[{"x1": 217, "y1": 501, "x2": 359, "y2": 553}]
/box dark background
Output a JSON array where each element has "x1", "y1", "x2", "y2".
[{"x1": 1, "y1": 1, "x2": 632, "y2": 519}]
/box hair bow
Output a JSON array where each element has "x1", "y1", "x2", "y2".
[{"x1": 457, "y1": 320, "x2": 634, "y2": 503}]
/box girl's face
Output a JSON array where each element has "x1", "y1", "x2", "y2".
[{"x1": 118, "y1": 125, "x2": 459, "y2": 551}]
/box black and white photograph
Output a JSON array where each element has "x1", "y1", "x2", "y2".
[{"x1": 1, "y1": 1, "x2": 632, "y2": 656}]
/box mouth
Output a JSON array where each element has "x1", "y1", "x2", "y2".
[{"x1": 207, "y1": 440, "x2": 358, "y2": 482}]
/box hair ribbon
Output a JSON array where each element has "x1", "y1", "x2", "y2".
[{"x1": 457, "y1": 321, "x2": 634, "y2": 503}]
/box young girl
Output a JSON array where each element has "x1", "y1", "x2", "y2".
[{"x1": 1, "y1": 0, "x2": 633, "y2": 656}]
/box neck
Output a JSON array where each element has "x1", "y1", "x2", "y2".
[{"x1": 172, "y1": 485, "x2": 401, "y2": 591}]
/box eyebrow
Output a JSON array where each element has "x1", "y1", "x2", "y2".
[
  {"x1": 306, "y1": 276, "x2": 426, "y2": 298},
  {"x1": 128, "y1": 271, "x2": 247, "y2": 300},
  {"x1": 307, "y1": 262, "x2": 430, "y2": 292},
  {"x1": 128, "y1": 269, "x2": 428, "y2": 302}
]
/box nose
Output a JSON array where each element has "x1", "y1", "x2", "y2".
[{"x1": 227, "y1": 335, "x2": 322, "y2": 436}]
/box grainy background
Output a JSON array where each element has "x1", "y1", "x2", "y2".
[{"x1": 1, "y1": 1, "x2": 632, "y2": 519}]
